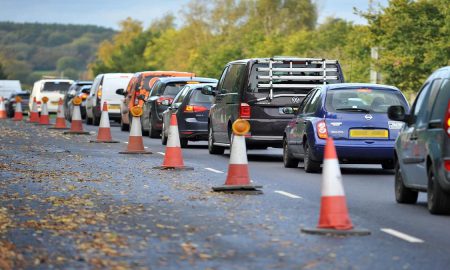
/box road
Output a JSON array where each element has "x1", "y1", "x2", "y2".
[{"x1": 1, "y1": 118, "x2": 449, "y2": 270}]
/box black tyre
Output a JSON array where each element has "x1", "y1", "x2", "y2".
[
  {"x1": 303, "y1": 141, "x2": 321, "y2": 173},
  {"x1": 86, "y1": 116, "x2": 93, "y2": 125},
  {"x1": 93, "y1": 113, "x2": 100, "y2": 126},
  {"x1": 208, "y1": 126, "x2": 224, "y2": 155},
  {"x1": 283, "y1": 138, "x2": 299, "y2": 168},
  {"x1": 180, "y1": 138, "x2": 188, "y2": 148},
  {"x1": 382, "y1": 162, "x2": 395, "y2": 170},
  {"x1": 120, "y1": 118, "x2": 129, "y2": 132},
  {"x1": 394, "y1": 161, "x2": 418, "y2": 204},
  {"x1": 161, "y1": 123, "x2": 167, "y2": 145},
  {"x1": 427, "y1": 165, "x2": 450, "y2": 215},
  {"x1": 148, "y1": 117, "x2": 159, "y2": 138}
]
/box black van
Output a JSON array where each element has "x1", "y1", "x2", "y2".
[{"x1": 205, "y1": 57, "x2": 344, "y2": 154}]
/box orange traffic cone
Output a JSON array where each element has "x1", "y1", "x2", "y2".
[
  {"x1": 301, "y1": 138, "x2": 370, "y2": 236},
  {"x1": 49, "y1": 98, "x2": 68, "y2": 129},
  {"x1": 12, "y1": 96, "x2": 23, "y2": 121},
  {"x1": 29, "y1": 97, "x2": 40, "y2": 123},
  {"x1": 154, "y1": 114, "x2": 192, "y2": 170},
  {"x1": 64, "y1": 97, "x2": 90, "y2": 135},
  {"x1": 212, "y1": 119, "x2": 262, "y2": 192},
  {"x1": 39, "y1": 97, "x2": 51, "y2": 125},
  {"x1": 90, "y1": 102, "x2": 119, "y2": 143},
  {"x1": 119, "y1": 106, "x2": 152, "y2": 154},
  {"x1": 0, "y1": 97, "x2": 7, "y2": 119}
]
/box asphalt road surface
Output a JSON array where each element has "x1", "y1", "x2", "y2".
[{"x1": 1, "y1": 118, "x2": 449, "y2": 270}]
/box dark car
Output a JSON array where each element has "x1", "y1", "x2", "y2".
[
  {"x1": 142, "y1": 77, "x2": 218, "y2": 138},
  {"x1": 66, "y1": 85, "x2": 91, "y2": 120},
  {"x1": 205, "y1": 57, "x2": 345, "y2": 155},
  {"x1": 5, "y1": 91, "x2": 30, "y2": 117},
  {"x1": 161, "y1": 83, "x2": 217, "y2": 147},
  {"x1": 388, "y1": 66, "x2": 450, "y2": 214},
  {"x1": 283, "y1": 83, "x2": 409, "y2": 173},
  {"x1": 64, "y1": 81, "x2": 92, "y2": 120}
]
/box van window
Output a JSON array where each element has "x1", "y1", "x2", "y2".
[
  {"x1": 221, "y1": 64, "x2": 245, "y2": 94},
  {"x1": 430, "y1": 79, "x2": 450, "y2": 121},
  {"x1": 42, "y1": 82, "x2": 71, "y2": 92},
  {"x1": 217, "y1": 66, "x2": 230, "y2": 93},
  {"x1": 427, "y1": 79, "x2": 442, "y2": 109}
]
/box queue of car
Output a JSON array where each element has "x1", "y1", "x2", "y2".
[{"x1": 1, "y1": 56, "x2": 448, "y2": 215}]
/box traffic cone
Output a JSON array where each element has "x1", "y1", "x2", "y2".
[
  {"x1": 154, "y1": 114, "x2": 192, "y2": 170},
  {"x1": 49, "y1": 98, "x2": 68, "y2": 129},
  {"x1": 301, "y1": 138, "x2": 370, "y2": 236},
  {"x1": 212, "y1": 119, "x2": 262, "y2": 192},
  {"x1": 64, "y1": 97, "x2": 90, "y2": 135},
  {"x1": 38, "y1": 97, "x2": 51, "y2": 125},
  {"x1": 119, "y1": 106, "x2": 152, "y2": 154},
  {"x1": 29, "y1": 97, "x2": 40, "y2": 123},
  {"x1": 0, "y1": 97, "x2": 7, "y2": 119},
  {"x1": 12, "y1": 96, "x2": 23, "y2": 121},
  {"x1": 90, "y1": 102, "x2": 119, "y2": 143}
]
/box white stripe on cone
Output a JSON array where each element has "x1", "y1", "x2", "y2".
[
  {"x1": 0, "y1": 99, "x2": 5, "y2": 111},
  {"x1": 41, "y1": 103, "x2": 48, "y2": 116},
  {"x1": 130, "y1": 116, "x2": 142, "y2": 136},
  {"x1": 99, "y1": 110, "x2": 110, "y2": 127},
  {"x1": 31, "y1": 100, "x2": 37, "y2": 113},
  {"x1": 57, "y1": 103, "x2": 64, "y2": 118},
  {"x1": 16, "y1": 102, "x2": 22, "y2": 113},
  {"x1": 167, "y1": 124, "x2": 181, "y2": 147},
  {"x1": 72, "y1": 106, "x2": 82, "y2": 121},
  {"x1": 321, "y1": 155, "x2": 345, "y2": 197},
  {"x1": 229, "y1": 135, "x2": 248, "y2": 165}
]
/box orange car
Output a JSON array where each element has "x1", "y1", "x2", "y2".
[{"x1": 116, "y1": 71, "x2": 195, "y2": 131}]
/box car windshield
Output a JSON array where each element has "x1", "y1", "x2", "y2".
[
  {"x1": 161, "y1": 82, "x2": 187, "y2": 96},
  {"x1": 325, "y1": 88, "x2": 407, "y2": 113},
  {"x1": 190, "y1": 89, "x2": 214, "y2": 103},
  {"x1": 42, "y1": 82, "x2": 71, "y2": 92}
]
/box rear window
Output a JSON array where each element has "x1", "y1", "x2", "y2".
[
  {"x1": 160, "y1": 82, "x2": 188, "y2": 96},
  {"x1": 190, "y1": 89, "x2": 214, "y2": 103},
  {"x1": 430, "y1": 79, "x2": 450, "y2": 121},
  {"x1": 42, "y1": 82, "x2": 71, "y2": 92},
  {"x1": 18, "y1": 93, "x2": 30, "y2": 98},
  {"x1": 325, "y1": 88, "x2": 407, "y2": 113}
]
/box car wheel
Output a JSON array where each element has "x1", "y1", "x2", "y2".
[
  {"x1": 86, "y1": 116, "x2": 92, "y2": 125},
  {"x1": 382, "y1": 162, "x2": 395, "y2": 170},
  {"x1": 283, "y1": 138, "x2": 299, "y2": 168},
  {"x1": 120, "y1": 118, "x2": 129, "y2": 132},
  {"x1": 208, "y1": 125, "x2": 224, "y2": 155},
  {"x1": 303, "y1": 140, "x2": 321, "y2": 173},
  {"x1": 180, "y1": 138, "x2": 188, "y2": 148},
  {"x1": 394, "y1": 161, "x2": 418, "y2": 204},
  {"x1": 148, "y1": 117, "x2": 159, "y2": 138},
  {"x1": 427, "y1": 164, "x2": 450, "y2": 215},
  {"x1": 93, "y1": 113, "x2": 100, "y2": 126},
  {"x1": 161, "y1": 123, "x2": 167, "y2": 145}
]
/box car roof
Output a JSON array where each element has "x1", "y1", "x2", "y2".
[
  {"x1": 227, "y1": 57, "x2": 339, "y2": 65},
  {"x1": 324, "y1": 83, "x2": 400, "y2": 91},
  {"x1": 183, "y1": 82, "x2": 217, "y2": 89},
  {"x1": 155, "y1": 77, "x2": 218, "y2": 83},
  {"x1": 136, "y1": 71, "x2": 195, "y2": 77},
  {"x1": 101, "y1": 73, "x2": 133, "y2": 78},
  {"x1": 10, "y1": 91, "x2": 29, "y2": 96},
  {"x1": 426, "y1": 66, "x2": 450, "y2": 81}
]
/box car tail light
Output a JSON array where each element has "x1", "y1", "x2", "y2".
[
  {"x1": 184, "y1": 105, "x2": 208, "y2": 113},
  {"x1": 36, "y1": 101, "x2": 41, "y2": 105},
  {"x1": 444, "y1": 160, "x2": 450, "y2": 171},
  {"x1": 239, "y1": 103, "x2": 251, "y2": 119},
  {"x1": 316, "y1": 120, "x2": 328, "y2": 139},
  {"x1": 445, "y1": 101, "x2": 450, "y2": 137},
  {"x1": 156, "y1": 97, "x2": 173, "y2": 106}
]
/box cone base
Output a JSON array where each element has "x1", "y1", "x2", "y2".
[
  {"x1": 212, "y1": 185, "x2": 263, "y2": 192},
  {"x1": 12, "y1": 119, "x2": 23, "y2": 121},
  {"x1": 90, "y1": 140, "x2": 120, "y2": 143},
  {"x1": 38, "y1": 123, "x2": 52, "y2": 126},
  {"x1": 153, "y1": 166, "x2": 194, "y2": 170},
  {"x1": 119, "y1": 150, "x2": 152, "y2": 155},
  {"x1": 48, "y1": 127, "x2": 69, "y2": 130},
  {"x1": 301, "y1": 227, "x2": 371, "y2": 236},
  {"x1": 63, "y1": 131, "x2": 91, "y2": 135}
]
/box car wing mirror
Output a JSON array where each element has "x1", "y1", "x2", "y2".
[
  {"x1": 201, "y1": 85, "x2": 216, "y2": 96},
  {"x1": 161, "y1": 99, "x2": 172, "y2": 106},
  {"x1": 116, "y1": 88, "x2": 125, "y2": 96},
  {"x1": 387, "y1": 105, "x2": 408, "y2": 122},
  {"x1": 170, "y1": 103, "x2": 179, "y2": 110}
]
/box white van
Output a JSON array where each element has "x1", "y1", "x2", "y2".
[
  {"x1": 0, "y1": 80, "x2": 22, "y2": 99},
  {"x1": 30, "y1": 79, "x2": 73, "y2": 113},
  {"x1": 86, "y1": 73, "x2": 133, "y2": 125}
]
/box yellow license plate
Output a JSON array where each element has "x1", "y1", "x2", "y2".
[
  {"x1": 108, "y1": 105, "x2": 120, "y2": 110},
  {"x1": 51, "y1": 101, "x2": 59, "y2": 105},
  {"x1": 350, "y1": 129, "x2": 388, "y2": 138}
]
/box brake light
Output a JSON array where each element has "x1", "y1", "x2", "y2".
[
  {"x1": 184, "y1": 105, "x2": 208, "y2": 113},
  {"x1": 156, "y1": 97, "x2": 173, "y2": 105},
  {"x1": 444, "y1": 160, "x2": 450, "y2": 171},
  {"x1": 239, "y1": 103, "x2": 251, "y2": 119},
  {"x1": 445, "y1": 101, "x2": 450, "y2": 137},
  {"x1": 316, "y1": 120, "x2": 328, "y2": 139}
]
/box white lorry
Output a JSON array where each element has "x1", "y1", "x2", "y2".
[{"x1": 0, "y1": 80, "x2": 22, "y2": 99}]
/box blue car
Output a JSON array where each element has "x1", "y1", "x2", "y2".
[{"x1": 283, "y1": 83, "x2": 409, "y2": 173}]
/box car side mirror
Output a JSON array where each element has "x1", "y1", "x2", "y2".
[
  {"x1": 201, "y1": 85, "x2": 216, "y2": 96},
  {"x1": 388, "y1": 105, "x2": 408, "y2": 122},
  {"x1": 170, "y1": 103, "x2": 179, "y2": 110},
  {"x1": 81, "y1": 88, "x2": 90, "y2": 94},
  {"x1": 116, "y1": 88, "x2": 125, "y2": 96},
  {"x1": 161, "y1": 99, "x2": 172, "y2": 106}
]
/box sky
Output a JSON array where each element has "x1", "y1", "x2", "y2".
[{"x1": 0, "y1": 0, "x2": 388, "y2": 30}]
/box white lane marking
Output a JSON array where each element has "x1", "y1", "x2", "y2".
[
  {"x1": 205, "y1": 168, "x2": 224, "y2": 174},
  {"x1": 157, "y1": 152, "x2": 165, "y2": 156},
  {"x1": 123, "y1": 141, "x2": 128, "y2": 144},
  {"x1": 144, "y1": 147, "x2": 148, "y2": 149},
  {"x1": 274, "y1": 190, "x2": 302, "y2": 199},
  {"x1": 381, "y1": 228, "x2": 424, "y2": 243}
]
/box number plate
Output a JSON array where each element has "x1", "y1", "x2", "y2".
[
  {"x1": 349, "y1": 129, "x2": 388, "y2": 138},
  {"x1": 108, "y1": 104, "x2": 121, "y2": 110},
  {"x1": 51, "y1": 101, "x2": 59, "y2": 105}
]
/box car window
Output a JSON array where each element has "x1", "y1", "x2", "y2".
[
  {"x1": 173, "y1": 86, "x2": 190, "y2": 104},
  {"x1": 304, "y1": 89, "x2": 322, "y2": 114},
  {"x1": 217, "y1": 66, "x2": 230, "y2": 93},
  {"x1": 221, "y1": 64, "x2": 245, "y2": 94},
  {"x1": 150, "y1": 81, "x2": 161, "y2": 97},
  {"x1": 427, "y1": 79, "x2": 442, "y2": 110},
  {"x1": 411, "y1": 82, "x2": 431, "y2": 125},
  {"x1": 430, "y1": 79, "x2": 450, "y2": 122},
  {"x1": 190, "y1": 89, "x2": 214, "y2": 104},
  {"x1": 161, "y1": 82, "x2": 187, "y2": 96},
  {"x1": 42, "y1": 82, "x2": 71, "y2": 92},
  {"x1": 325, "y1": 88, "x2": 406, "y2": 113},
  {"x1": 298, "y1": 90, "x2": 316, "y2": 115}
]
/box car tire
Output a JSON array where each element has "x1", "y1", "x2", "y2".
[
  {"x1": 283, "y1": 138, "x2": 299, "y2": 168},
  {"x1": 303, "y1": 140, "x2": 321, "y2": 173},
  {"x1": 427, "y1": 165, "x2": 450, "y2": 215},
  {"x1": 394, "y1": 161, "x2": 418, "y2": 204},
  {"x1": 208, "y1": 125, "x2": 224, "y2": 155},
  {"x1": 180, "y1": 138, "x2": 188, "y2": 148},
  {"x1": 93, "y1": 113, "x2": 100, "y2": 126},
  {"x1": 382, "y1": 162, "x2": 395, "y2": 170},
  {"x1": 148, "y1": 117, "x2": 159, "y2": 138},
  {"x1": 120, "y1": 118, "x2": 129, "y2": 132},
  {"x1": 161, "y1": 123, "x2": 167, "y2": 145},
  {"x1": 86, "y1": 116, "x2": 92, "y2": 125}
]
